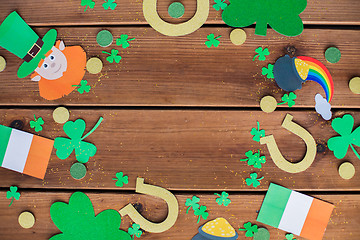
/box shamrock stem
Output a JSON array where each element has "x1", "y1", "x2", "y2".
[
  {"x1": 81, "y1": 117, "x2": 104, "y2": 141},
  {"x1": 8, "y1": 197, "x2": 14, "y2": 207},
  {"x1": 277, "y1": 102, "x2": 287, "y2": 105},
  {"x1": 33, "y1": 114, "x2": 36, "y2": 121},
  {"x1": 186, "y1": 206, "x2": 191, "y2": 214},
  {"x1": 72, "y1": 85, "x2": 81, "y2": 87},
  {"x1": 84, "y1": 6, "x2": 88, "y2": 12},
  {"x1": 197, "y1": 216, "x2": 201, "y2": 224},
  {"x1": 257, "y1": 121, "x2": 260, "y2": 131},
  {"x1": 112, "y1": 178, "x2": 117, "y2": 180},
  {"x1": 214, "y1": 36, "x2": 222, "y2": 40},
  {"x1": 258, "y1": 177, "x2": 264, "y2": 180},
  {"x1": 102, "y1": 51, "x2": 111, "y2": 55},
  {"x1": 253, "y1": 54, "x2": 260, "y2": 61},
  {"x1": 239, "y1": 228, "x2": 246, "y2": 231},
  {"x1": 350, "y1": 144, "x2": 360, "y2": 160},
  {"x1": 240, "y1": 158, "x2": 249, "y2": 161},
  {"x1": 128, "y1": 38, "x2": 135, "y2": 41}
]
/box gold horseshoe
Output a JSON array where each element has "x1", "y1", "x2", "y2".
[
  {"x1": 119, "y1": 178, "x2": 179, "y2": 233},
  {"x1": 260, "y1": 114, "x2": 317, "y2": 173},
  {"x1": 143, "y1": 0, "x2": 209, "y2": 36}
]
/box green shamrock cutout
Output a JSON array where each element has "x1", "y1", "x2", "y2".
[
  {"x1": 253, "y1": 47, "x2": 269, "y2": 61},
  {"x1": 103, "y1": 0, "x2": 117, "y2": 10},
  {"x1": 213, "y1": 0, "x2": 227, "y2": 11},
  {"x1": 103, "y1": 49, "x2": 122, "y2": 63},
  {"x1": 245, "y1": 173, "x2": 264, "y2": 188},
  {"x1": 54, "y1": 117, "x2": 104, "y2": 163},
  {"x1": 6, "y1": 186, "x2": 20, "y2": 207},
  {"x1": 239, "y1": 222, "x2": 258, "y2": 237},
  {"x1": 214, "y1": 191, "x2": 231, "y2": 206},
  {"x1": 112, "y1": 172, "x2": 129, "y2": 187},
  {"x1": 205, "y1": 34, "x2": 221, "y2": 48},
  {"x1": 30, "y1": 114, "x2": 44, "y2": 132},
  {"x1": 285, "y1": 233, "x2": 297, "y2": 240},
  {"x1": 185, "y1": 196, "x2": 200, "y2": 214},
  {"x1": 240, "y1": 150, "x2": 266, "y2": 168},
  {"x1": 251, "y1": 121, "x2": 265, "y2": 142},
  {"x1": 116, "y1": 34, "x2": 135, "y2": 49},
  {"x1": 278, "y1": 92, "x2": 297, "y2": 107},
  {"x1": 128, "y1": 223, "x2": 142, "y2": 239},
  {"x1": 81, "y1": 0, "x2": 95, "y2": 12},
  {"x1": 72, "y1": 80, "x2": 91, "y2": 94},
  {"x1": 262, "y1": 64, "x2": 274, "y2": 79},
  {"x1": 328, "y1": 114, "x2": 360, "y2": 160},
  {"x1": 194, "y1": 205, "x2": 209, "y2": 223}
]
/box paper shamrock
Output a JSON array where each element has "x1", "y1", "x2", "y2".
[
  {"x1": 240, "y1": 150, "x2": 266, "y2": 168},
  {"x1": 103, "y1": 49, "x2": 122, "y2": 63},
  {"x1": 285, "y1": 233, "x2": 297, "y2": 240},
  {"x1": 222, "y1": 0, "x2": 307, "y2": 36},
  {"x1": 327, "y1": 114, "x2": 360, "y2": 160},
  {"x1": 251, "y1": 121, "x2": 265, "y2": 142},
  {"x1": 213, "y1": 0, "x2": 228, "y2": 11},
  {"x1": 194, "y1": 205, "x2": 209, "y2": 223},
  {"x1": 30, "y1": 115, "x2": 44, "y2": 132},
  {"x1": 205, "y1": 34, "x2": 221, "y2": 48},
  {"x1": 262, "y1": 64, "x2": 274, "y2": 79},
  {"x1": 245, "y1": 173, "x2": 264, "y2": 188},
  {"x1": 253, "y1": 47, "x2": 269, "y2": 61},
  {"x1": 116, "y1": 34, "x2": 135, "y2": 49},
  {"x1": 278, "y1": 92, "x2": 297, "y2": 107},
  {"x1": 81, "y1": 0, "x2": 95, "y2": 12},
  {"x1": 103, "y1": 0, "x2": 117, "y2": 10},
  {"x1": 6, "y1": 186, "x2": 20, "y2": 207},
  {"x1": 239, "y1": 222, "x2": 258, "y2": 237},
  {"x1": 128, "y1": 223, "x2": 142, "y2": 239},
  {"x1": 112, "y1": 172, "x2": 129, "y2": 187},
  {"x1": 214, "y1": 191, "x2": 231, "y2": 206},
  {"x1": 72, "y1": 80, "x2": 91, "y2": 94},
  {"x1": 54, "y1": 117, "x2": 103, "y2": 163},
  {"x1": 50, "y1": 192, "x2": 131, "y2": 240},
  {"x1": 185, "y1": 196, "x2": 200, "y2": 214}
]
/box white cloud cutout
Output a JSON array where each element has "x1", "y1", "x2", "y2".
[{"x1": 315, "y1": 93, "x2": 332, "y2": 120}]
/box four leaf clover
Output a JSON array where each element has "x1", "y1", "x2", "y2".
[
  {"x1": 116, "y1": 34, "x2": 135, "y2": 49},
  {"x1": 6, "y1": 186, "x2": 20, "y2": 207},
  {"x1": 103, "y1": 0, "x2": 117, "y2": 10},
  {"x1": 128, "y1": 223, "x2": 142, "y2": 239},
  {"x1": 103, "y1": 49, "x2": 122, "y2": 63},
  {"x1": 30, "y1": 115, "x2": 44, "y2": 132},
  {"x1": 205, "y1": 34, "x2": 222, "y2": 48},
  {"x1": 112, "y1": 172, "x2": 129, "y2": 187},
  {"x1": 72, "y1": 80, "x2": 91, "y2": 94},
  {"x1": 262, "y1": 64, "x2": 274, "y2": 79},
  {"x1": 194, "y1": 205, "x2": 209, "y2": 223},
  {"x1": 240, "y1": 150, "x2": 266, "y2": 168},
  {"x1": 81, "y1": 0, "x2": 95, "y2": 12},
  {"x1": 185, "y1": 196, "x2": 200, "y2": 214},
  {"x1": 246, "y1": 173, "x2": 264, "y2": 188},
  {"x1": 213, "y1": 0, "x2": 228, "y2": 11},
  {"x1": 278, "y1": 92, "x2": 297, "y2": 107},
  {"x1": 251, "y1": 121, "x2": 265, "y2": 142},
  {"x1": 253, "y1": 47, "x2": 269, "y2": 61},
  {"x1": 285, "y1": 233, "x2": 297, "y2": 240},
  {"x1": 239, "y1": 222, "x2": 258, "y2": 237},
  {"x1": 214, "y1": 191, "x2": 231, "y2": 206}
]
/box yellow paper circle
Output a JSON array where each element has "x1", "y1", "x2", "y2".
[
  {"x1": 338, "y1": 162, "x2": 355, "y2": 180},
  {"x1": 0, "y1": 56, "x2": 6, "y2": 72},
  {"x1": 349, "y1": 77, "x2": 360, "y2": 94},
  {"x1": 260, "y1": 96, "x2": 277, "y2": 113},
  {"x1": 53, "y1": 107, "x2": 70, "y2": 124},
  {"x1": 230, "y1": 29, "x2": 246, "y2": 46},
  {"x1": 86, "y1": 57, "x2": 103, "y2": 74},
  {"x1": 18, "y1": 211, "x2": 35, "y2": 229}
]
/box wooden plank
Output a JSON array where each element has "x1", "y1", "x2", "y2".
[
  {"x1": 0, "y1": 27, "x2": 359, "y2": 107},
  {"x1": 1, "y1": 0, "x2": 360, "y2": 26},
  {"x1": 0, "y1": 191, "x2": 358, "y2": 239},
  {"x1": 0, "y1": 109, "x2": 359, "y2": 191}
]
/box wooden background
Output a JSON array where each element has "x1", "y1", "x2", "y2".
[{"x1": 0, "y1": 0, "x2": 359, "y2": 239}]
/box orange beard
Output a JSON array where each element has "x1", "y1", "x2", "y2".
[{"x1": 34, "y1": 46, "x2": 86, "y2": 100}]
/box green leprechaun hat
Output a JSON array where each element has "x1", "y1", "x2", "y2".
[{"x1": 0, "y1": 11, "x2": 57, "y2": 78}]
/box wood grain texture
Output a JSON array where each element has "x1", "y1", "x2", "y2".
[
  {"x1": 0, "y1": 27, "x2": 359, "y2": 107},
  {"x1": 0, "y1": 109, "x2": 358, "y2": 191},
  {"x1": 0, "y1": 0, "x2": 360, "y2": 26}
]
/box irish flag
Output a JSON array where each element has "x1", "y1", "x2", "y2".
[
  {"x1": 0, "y1": 124, "x2": 53, "y2": 179},
  {"x1": 257, "y1": 183, "x2": 334, "y2": 240}
]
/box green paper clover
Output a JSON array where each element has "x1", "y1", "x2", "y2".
[
  {"x1": 278, "y1": 92, "x2": 297, "y2": 107},
  {"x1": 245, "y1": 173, "x2": 264, "y2": 188},
  {"x1": 262, "y1": 64, "x2": 274, "y2": 79},
  {"x1": 103, "y1": 49, "x2": 122, "y2": 63},
  {"x1": 185, "y1": 196, "x2": 200, "y2": 214},
  {"x1": 128, "y1": 223, "x2": 142, "y2": 239},
  {"x1": 54, "y1": 117, "x2": 103, "y2": 163},
  {"x1": 285, "y1": 233, "x2": 297, "y2": 240},
  {"x1": 214, "y1": 191, "x2": 231, "y2": 206},
  {"x1": 103, "y1": 0, "x2": 117, "y2": 10},
  {"x1": 239, "y1": 222, "x2": 258, "y2": 237},
  {"x1": 213, "y1": 0, "x2": 228, "y2": 11},
  {"x1": 240, "y1": 150, "x2": 266, "y2": 168},
  {"x1": 50, "y1": 192, "x2": 131, "y2": 240},
  {"x1": 30, "y1": 115, "x2": 44, "y2": 132},
  {"x1": 327, "y1": 114, "x2": 360, "y2": 160},
  {"x1": 6, "y1": 186, "x2": 20, "y2": 207},
  {"x1": 116, "y1": 34, "x2": 135, "y2": 49},
  {"x1": 194, "y1": 205, "x2": 209, "y2": 223},
  {"x1": 253, "y1": 47, "x2": 269, "y2": 61},
  {"x1": 72, "y1": 80, "x2": 91, "y2": 94},
  {"x1": 81, "y1": 0, "x2": 95, "y2": 12},
  {"x1": 205, "y1": 34, "x2": 221, "y2": 48},
  {"x1": 112, "y1": 172, "x2": 129, "y2": 187},
  {"x1": 251, "y1": 121, "x2": 265, "y2": 142}
]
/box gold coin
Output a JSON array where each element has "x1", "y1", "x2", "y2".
[
  {"x1": 230, "y1": 29, "x2": 246, "y2": 46},
  {"x1": 86, "y1": 57, "x2": 103, "y2": 74},
  {"x1": 53, "y1": 107, "x2": 70, "y2": 124},
  {"x1": 349, "y1": 77, "x2": 360, "y2": 94},
  {"x1": 260, "y1": 96, "x2": 277, "y2": 113},
  {"x1": 338, "y1": 162, "x2": 355, "y2": 180},
  {"x1": 18, "y1": 211, "x2": 35, "y2": 229},
  {"x1": 0, "y1": 56, "x2": 6, "y2": 72}
]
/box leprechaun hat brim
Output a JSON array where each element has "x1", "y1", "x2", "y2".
[{"x1": 17, "y1": 29, "x2": 57, "y2": 78}]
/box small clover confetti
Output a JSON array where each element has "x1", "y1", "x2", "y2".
[
  {"x1": 6, "y1": 186, "x2": 20, "y2": 206},
  {"x1": 205, "y1": 34, "x2": 221, "y2": 48},
  {"x1": 253, "y1": 47, "x2": 269, "y2": 61},
  {"x1": 185, "y1": 196, "x2": 200, "y2": 214},
  {"x1": 285, "y1": 233, "x2": 297, "y2": 240},
  {"x1": 103, "y1": 0, "x2": 117, "y2": 10},
  {"x1": 214, "y1": 191, "x2": 231, "y2": 206},
  {"x1": 72, "y1": 80, "x2": 91, "y2": 94},
  {"x1": 116, "y1": 34, "x2": 135, "y2": 49},
  {"x1": 128, "y1": 223, "x2": 142, "y2": 239},
  {"x1": 262, "y1": 64, "x2": 274, "y2": 78},
  {"x1": 81, "y1": 0, "x2": 95, "y2": 12},
  {"x1": 194, "y1": 205, "x2": 209, "y2": 223},
  {"x1": 251, "y1": 121, "x2": 265, "y2": 142},
  {"x1": 103, "y1": 49, "x2": 122, "y2": 63},
  {"x1": 213, "y1": 0, "x2": 227, "y2": 11},
  {"x1": 30, "y1": 115, "x2": 44, "y2": 132},
  {"x1": 112, "y1": 172, "x2": 129, "y2": 187},
  {"x1": 278, "y1": 92, "x2": 297, "y2": 107},
  {"x1": 246, "y1": 173, "x2": 264, "y2": 188},
  {"x1": 240, "y1": 150, "x2": 266, "y2": 168},
  {"x1": 239, "y1": 222, "x2": 258, "y2": 237}
]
